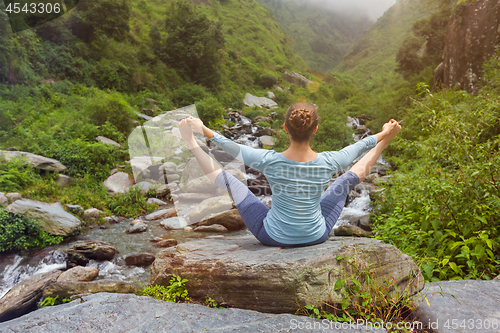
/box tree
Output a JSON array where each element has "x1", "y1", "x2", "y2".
[
  {"x1": 0, "y1": 9, "x2": 12, "y2": 82},
  {"x1": 70, "y1": 0, "x2": 130, "y2": 42},
  {"x1": 158, "y1": 0, "x2": 225, "y2": 88}
]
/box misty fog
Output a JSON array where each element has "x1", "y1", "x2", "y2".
[{"x1": 313, "y1": 0, "x2": 397, "y2": 20}]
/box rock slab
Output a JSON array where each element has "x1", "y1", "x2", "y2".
[
  {"x1": 6, "y1": 200, "x2": 81, "y2": 236},
  {"x1": 150, "y1": 235, "x2": 424, "y2": 314},
  {"x1": 0, "y1": 293, "x2": 386, "y2": 332},
  {"x1": 0, "y1": 151, "x2": 66, "y2": 172},
  {"x1": 414, "y1": 280, "x2": 500, "y2": 333},
  {"x1": 42, "y1": 281, "x2": 141, "y2": 300},
  {"x1": 0, "y1": 270, "x2": 62, "y2": 322}
]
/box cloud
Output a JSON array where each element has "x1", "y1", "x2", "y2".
[{"x1": 314, "y1": 0, "x2": 397, "y2": 20}]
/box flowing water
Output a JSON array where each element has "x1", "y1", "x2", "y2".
[{"x1": 0, "y1": 115, "x2": 386, "y2": 297}]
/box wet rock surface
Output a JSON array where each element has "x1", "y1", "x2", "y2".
[
  {"x1": 0, "y1": 270, "x2": 62, "y2": 322},
  {"x1": 0, "y1": 293, "x2": 387, "y2": 332},
  {"x1": 414, "y1": 280, "x2": 500, "y2": 333}
]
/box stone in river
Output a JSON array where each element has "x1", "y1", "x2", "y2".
[
  {"x1": 0, "y1": 270, "x2": 62, "y2": 322},
  {"x1": 57, "y1": 266, "x2": 99, "y2": 282},
  {"x1": 193, "y1": 224, "x2": 228, "y2": 233}
]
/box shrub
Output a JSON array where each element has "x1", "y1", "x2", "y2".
[
  {"x1": 373, "y1": 82, "x2": 500, "y2": 281},
  {"x1": 0, "y1": 156, "x2": 40, "y2": 192},
  {"x1": 107, "y1": 185, "x2": 157, "y2": 218},
  {"x1": 195, "y1": 96, "x2": 224, "y2": 126},
  {"x1": 141, "y1": 274, "x2": 191, "y2": 302},
  {"x1": 84, "y1": 91, "x2": 136, "y2": 135},
  {"x1": 0, "y1": 209, "x2": 64, "y2": 252},
  {"x1": 258, "y1": 74, "x2": 277, "y2": 89}
]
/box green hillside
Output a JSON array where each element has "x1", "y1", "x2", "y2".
[
  {"x1": 256, "y1": 0, "x2": 372, "y2": 73},
  {"x1": 337, "y1": 0, "x2": 435, "y2": 78}
]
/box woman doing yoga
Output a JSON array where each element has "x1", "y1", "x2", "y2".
[{"x1": 179, "y1": 102, "x2": 401, "y2": 247}]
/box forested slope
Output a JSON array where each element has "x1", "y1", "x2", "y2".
[{"x1": 256, "y1": 0, "x2": 372, "y2": 72}]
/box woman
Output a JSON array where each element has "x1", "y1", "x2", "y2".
[{"x1": 179, "y1": 102, "x2": 401, "y2": 247}]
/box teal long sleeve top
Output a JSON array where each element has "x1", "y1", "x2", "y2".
[{"x1": 209, "y1": 132, "x2": 378, "y2": 244}]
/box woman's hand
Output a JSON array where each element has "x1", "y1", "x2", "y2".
[
  {"x1": 186, "y1": 116, "x2": 204, "y2": 134},
  {"x1": 178, "y1": 118, "x2": 197, "y2": 148},
  {"x1": 382, "y1": 119, "x2": 401, "y2": 141}
]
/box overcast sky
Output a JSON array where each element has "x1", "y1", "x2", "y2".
[{"x1": 315, "y1": 0, "x2": 397, "y2": 20}]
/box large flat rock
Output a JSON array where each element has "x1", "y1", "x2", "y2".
[
  {"x1": 0, "y1": 151, "x2": 66, "y2": 172},
  {"x1": 0, "y1": 293, "x2": 386, "y2": 332},
  {"x1": 150, "y1": 235, "x2": 423, "y2": 313},
  {"x1": 414, "y1": 280, "x2": 500, "y2": 333},
  {"x1": 6, "y1": 200, "x2": 81, "y2": 236}
]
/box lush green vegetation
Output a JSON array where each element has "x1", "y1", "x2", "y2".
[
  {"x1": 300, "y1": 254, "x2": 422, "y2": 331},
  {"x1": 0, "y1": 209, "x2": 64, "y2": 252},
  {"x1": 141, "y1": 275, "x2": 191, "y2": 302},
  {"x1": 374, "y1": 72, "x2": 500, "y2": 281}
]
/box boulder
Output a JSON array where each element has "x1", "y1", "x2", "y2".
[
  {"x1": 443, "y1": 0, "x2": 500, "y2": 93},
  {"x1": 153, "y1": 239, "x2": 178, "y2": 248},
  {"x1": 82, "y1": 208, "x2": 102, "y2": 223},
  {"x1": 364, "y1": 173, "x2": 380, "y2": 183},
  {"x1": 160, "y1": 217, "x2": 188, "y2": 230},
  {"x1": 0, "y1": 151, "x2": 66, "y2": 172},
  {"x1": 125, "y1": 253, "x2": 156, "y2": 266},
  {"x1": 104, "y1": 216, "x2": 120, "y2": 224},
  {"x1": 144, "y1": 208, "x2": 177, "y2": 221},
  {"x1": 5, "y1": 193, "x2": 21, "y2": 202},
  {"x1": 194, "y1": 224, "x2": 228, "y2": 233},
  {"x1": 55, "y1": 174, "x2": 71, "y2": 187},
  {"x1": 135, "y1": 181, "x2": 154, "y2": 194},
  {"x1": 0, "y1": 293, "x2": 386, "y2": 332},
  {"x1": 0, "y1": 193, "x2": 7, "y2": 206},
  {"x1": 66, "y1": 204, "x2": 83, "y2": 215},
  {"x1": 0, "y1": 270, "x2": 62, "y2": 322},
  {"x1": 243, "y1": 93, "x2": 278, "y2": 109},
  {"x1": 283, "y1": 71, "x2": 313, "y2": 88},
  {"x1": 180, "y1": 158, "x2": 245, "y2": 193},
  {"x1": 146, "y1": 198, "x2": 167, "y2": 206},
  {"x1": 42, "y1": 281, "x2": 141, "y2": 300},
  {"x1": 130, "y1": 219, "x2": 144, "y2": 226},
  {"x1": 154, "y1": 184, "x2": 171, "y2": 197},
  {"x1": 195, "y1": 209, "x2": 245, "y2": 231},
  {"x1": 414, "y1": 280, "x2": 500, "y2": 333},
  {"x1": 358, "y1": 215, "x2": 372, "y2": 232},
  {"x1": 6, "y1": 200, "x2": 81, "y2": 236},
  {"x1": 104, "y1": 172, "x2": 135, "y2": 194},
  {"x1": 259, "y1": 135, "x2": 276, "y2": 146},
  {"x1": 334, "y1": 225, "x2": 373, "y2": 237},
  {"x1": 187, "y1": 196, "x2": 233, "y2": 224},
  {"x1": 126, "y1": 222, "x2": 147, "y2": 234},
  {"x1": 67, "y1": 241, "x2": 118, "y2": 265},
  {"x1": 150, "y1": 235, "x2": 424, "y2": 314},
  {"x1": 176, "y1": 193, "x2": 213, "y2": 202},
  {"x1": 96, "y1": 136, "x2": 122, "y2": 148},
  {"x1": 159, "y1": 162, "x2": 177, "y2": 174},
  {"x1": 57, "y1": 266, "x2": 99, "y2": 282}
]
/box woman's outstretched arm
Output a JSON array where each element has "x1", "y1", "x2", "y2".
[
  {"x1": 179, "y1": 118, "x2": 222, "y2": 183},
  {"x1": 184, "y1": 116, "x2": 273, "y2": 172},
  {"x1": 325, "y1": 119, "x2": 400, "y2": 172}
]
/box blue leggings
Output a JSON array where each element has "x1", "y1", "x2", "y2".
[{"x1": 214, "y1": 170, "x2": 360, "y2": 247}]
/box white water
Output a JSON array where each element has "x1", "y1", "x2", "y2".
[{"x1": 0, "y1": 252, "x2": 66, "y2": 299}]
